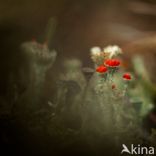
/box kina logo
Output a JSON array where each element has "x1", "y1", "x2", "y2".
[{"x1": 121, "y1": 144, "x2": 155, "y2": 155}]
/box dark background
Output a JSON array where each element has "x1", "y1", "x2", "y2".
[
  {"x1": 1, "y1": 0, "x2": 156, "y2": 155},
  {"x1": 1, "y1": 0, "x2": 156, "y2": 96}
]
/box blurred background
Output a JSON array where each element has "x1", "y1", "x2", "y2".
[
  {"x1": 1, "y1": 0, "x2": 156, "y2": 84},
  {"x1": 1, "y1": 0, "x2": 156, "y2": 155}
]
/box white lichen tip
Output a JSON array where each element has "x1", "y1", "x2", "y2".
[
  {"x1": 103, "y1": 45, "x2": 122, "y2": 58},
  {"x1": 90, "y1": 46, "x2": 101, "y2": 56},
  {"x1": 90, "y1": 46, "x2": 106, "y2": 65}
]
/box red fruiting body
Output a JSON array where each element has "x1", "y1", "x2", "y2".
[
  {"x1": 123, "y1": 73, "x2": 131, "y2": 80},
  {"x1": 112, "y1": 84, "x2": 116, "y2": 89},
  {"x1": 104, "y1": 59, "x2": 120, "y2": 67},
  {"x1": 96, "y1": 65, "x2": 108, "y2": 73}
]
